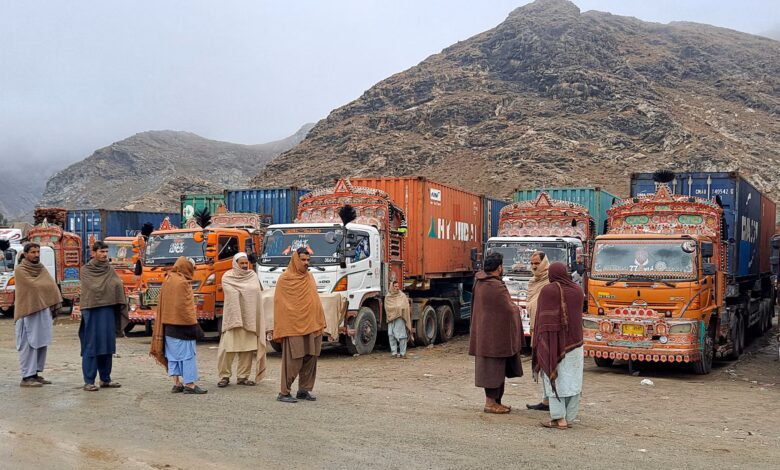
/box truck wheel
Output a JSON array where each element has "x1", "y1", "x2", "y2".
[
  {"x1": 0, "y1": 307, "x2": 13, "y2": 318},
  {"x1": 691, "y1": 328, "x2": 714, "y2": 375},
  {"x1": 144, "y1": 321, "x2": 153, "y2": 336},
  {"x1": 436, "y1": 305, "x2": 455, "y2": 343},
  {"x1": 594, "y1": 357, "x2": 614, "y2": 368},
  {"x1": 726, "y1": 316, "x2": 744, "y2": 360},
  {"x1": 414, "y1": 305, "x2": 438, "y2": 346},
  {"x1": 269, "y1": 341, "x2": 283, "y2": 353},
  {"x1": 346, "y1": 306, "x2": 378, "y2": 355},
  {"x1": 763, "y1": 300, "x2": 774, "y2": 333}
]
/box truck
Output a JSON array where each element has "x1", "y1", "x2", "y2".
[
  {"x1": 0, "y1": 242, "x2": 57, "y2": 318},
  {"x1": 583, "y1": 171, "x2": 776, "y2": 374},
  {"x1": 66, "y1": 209, "x2": 181, "y2": 263},
  {"x1": 180, "y1": 193, "x2": 226, "y2": 221},
  {"x1": 24, "y1": 219, "x2": 83, "y2": 314},
  {"x1": 130, "y1": 212, "x2": 264, "y2": 332},
  {"x1": 484, "y1": 192, "x2": 595, "y2": 339},
  {"x1": 258, "y1": 177, "x2": 483, "y2": 355},
  {"x1": 223, "y1": 188, "x2": 309, "y2": 224},
  {"x1": 513, "y1": 187, "x2": 620, "y2": 236}
]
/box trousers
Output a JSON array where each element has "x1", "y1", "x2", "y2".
[
  {"x1": 218, "y1": 349, "x2": 254, "y2": 380},
  {"x1": 82, "y1": 354, "x2": 113, "y2": 384}
]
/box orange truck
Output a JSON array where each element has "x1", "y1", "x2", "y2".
[
  {"x1": 104, "y1": 236, "x2": 140, "y2": 294},
  {"x1": 128, "y1": 212, "x2": 264, "y2": 332},
  {"x1": 584, "y1": 172, "x2": 776, "y2": 374}
]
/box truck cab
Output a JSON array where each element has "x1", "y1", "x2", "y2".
[
  {"x1": 104, "y1": 236, "x2": 139, "y2": 296},
  {"x1": 0, "y1": 244, "x2": 57, "y2": 317}
]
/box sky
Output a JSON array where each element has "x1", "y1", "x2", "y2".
[{"x1": 1, "y1": 0, "x2": 777, "y2": 170}]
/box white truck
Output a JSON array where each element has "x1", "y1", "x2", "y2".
[{"x1": 0, "y1": 243, "x2": 57, "y2": 318}]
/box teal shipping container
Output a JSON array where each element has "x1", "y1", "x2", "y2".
[
  {"x1": 223, "y1": 188, "x2": 309, "y2": 224},
  {"x1": 180, "y1": 193, "x2": 226, "y2": 221},
  {"x1": 512, "y1": 187, "x2": 620, "y2": 236}
]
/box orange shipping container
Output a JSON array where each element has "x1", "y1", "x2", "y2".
[{"x1": 348, "y1": 177, "x2": 483, "y2": 279}]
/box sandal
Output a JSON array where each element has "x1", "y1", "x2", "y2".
[
  {"x1": 237, "y1": 379, "x2": 256, "y2": 386},
  {"x1": 540, "y1": 420, "x2": 568, "y2": 430},
  {"x1": 217, "y1": 378, "x2": 230, "y2": 388},
  {"x1": 83, "y1": 384, "x2": 99, "y2": 392},
  {"x1": 99, "y1": 381, "x2": 122, "y2": 388}
]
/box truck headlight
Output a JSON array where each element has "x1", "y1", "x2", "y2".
[
  {"x1": 582, "y1": 319, "x2": 599, "y2": 330},
  {"x1": 203, "y1": 273, "x2": 216, "y2": 286},
  {"x1": 669, "y1": 323, "x2": 693, "y2": 334}
]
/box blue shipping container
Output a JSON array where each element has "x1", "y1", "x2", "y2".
[
  {"x1": 512, "y1": 187, "x2": 620, "y2": 236},
  {"x1": 67, "y1": 209, "x2": 181, "y2": 261},
  {"x1": 224, "y1": 188, "x2": 309, "y2": 225},
  {"x1": 630, "y1": 172, "x2": 765, "y2": 279},
  {"x1": 482, "y1": 197, "x2": 508, "y2": 240}
]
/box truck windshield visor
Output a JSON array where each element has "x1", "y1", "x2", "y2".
[
  {"x1": 261, "y1": 227, "x2": 344, "y2": 266},
  {"x1": 486, "y1": 241, "x2": 568, "y2": 274},
  {"x1": 591, "y1": 239, "x2": 696, "y2": 280},
  {"x1": 107, "y1": 242, "x2": 133, "y2": 264},
  {"x1": 144, "y1": 233, "x2": 205, "y2": 265}
]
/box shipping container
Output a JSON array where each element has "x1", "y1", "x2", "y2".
[
  {"x1": 512, "y1": 187, "x2": 619, "y2": 235},
  {"x1": 630, "y1": 172, "x2": 774, "y2": 278},
  {"x1": 224, "y1": 188, "x2": 309, "y2": 225},
  {"x1": 348, "y1": 177, "x2": 483, "y2": 279},
  {"x1": 180, "y1": 193, "x2": 226, "y2": 221},
  {"x1": 66, "y1": 209, "x2": 181, "y2": 262},
  {"x1": 482, "y1": 197, "x2": 508, "y2": 241}
]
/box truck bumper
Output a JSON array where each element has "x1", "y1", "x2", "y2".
[
  {"x1": 129, "y1": 294, "x2": 217, "y2": 322},
  {"x1": 583, "y1": 316, "x2": 702, "y2": 363}
]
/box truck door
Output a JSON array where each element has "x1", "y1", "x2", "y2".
[{"x1": 346, "y1": 230, "x2": 380, "y2": 292}]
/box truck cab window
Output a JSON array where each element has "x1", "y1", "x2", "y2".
[
  {"x1": 218, "y1": 236, "x2": 240, "y2": 260},
  {"x1": 349, "y1": 233, "x2": 371, "y2": 262}
]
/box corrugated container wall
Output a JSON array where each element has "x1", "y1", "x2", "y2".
[
  {"x1": 512, "y1": 187, "x2": 620, "y2": 235},
  {"x1": 483, "y1": 197, "x2": 509, "y2": 240},
  {"x1": 67, "y1": 210, "x2": 181, "y2": 262},
  {"x1": 630, "y1": 172, "x2": 772, "y2": 278},
  {"x1": 224, "y1": 188, "x2": 309, "y2": 225},
  {"x1": 348, "y1": 177, "x2": 483, "y2": 279},
  {"x1": 180, "y1": 193, "x2": 225, "y2": 220}
]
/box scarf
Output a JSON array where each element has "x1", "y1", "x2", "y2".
[
  {"x1": 531, "y1": 262, "x2": 584, "y2": 398},
  {"x1": 150, "y1": 257, "x2": 197, "y2": 368},
  {"x1": 79, "y1": 258, "x2": 129, "y2": 335},
  {"x1": 469, "y1": 271, "x2": 524, "y2": 357},
  {"x1": 221, "y1": 254, "x2": 260, "y2": 333},
  {"x1": 13, "y1": 258, "x2": 62, "y2": 321},
  {"x1": 384, "y1": 288, "x2": 412, "y2": 335},
  {"x1": 527, "y1": 255, "x2": 550, "y2": 332},
  {"x1": 272, "y1": 252, "x2": 326, "y2": 341}
]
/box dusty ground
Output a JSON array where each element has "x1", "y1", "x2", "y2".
[{"x1": 1, "y1": 316, "x2": 779, "y2": 470}]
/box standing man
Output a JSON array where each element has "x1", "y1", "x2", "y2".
[
  {"x1": 384, "y1": 279, "x2": 411, "y2": 358},
  {"x1": 14, "y1": 243, "x2": 61, "y2": 387},
  {"x1": 526, "y1": 251, "x2": 551, "y2": 411},
  {"x1": 217, "y1": 252, "x2": 266, "y2": 388},
  {"x1": 469, "y1": 252, "x2": 524, "y2": 414},
  {"x1": 273, "y1": 248, "x2": 326, "y2": 403},
  {"x1": 75, "y1": 241, "x2": 129, "y2": 391}
]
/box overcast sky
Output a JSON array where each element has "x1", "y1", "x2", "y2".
[{"x1": 1, "y1": 0, "x2": 777, "y2": 169}]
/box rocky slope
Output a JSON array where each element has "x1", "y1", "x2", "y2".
[
  {"x1": 40, "y1": 124, "x2": 313, "y2": 212},
  {"x1": 252, "y1": 0, "x2": 780, "y2": 201}
]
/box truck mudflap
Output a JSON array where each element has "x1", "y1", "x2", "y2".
[
  {"x1": 583, "y1": 315, "x2": 703, "y2": 363},
  {"x1": 0, "y1": 290, "x2": 14, "y2": 309}
]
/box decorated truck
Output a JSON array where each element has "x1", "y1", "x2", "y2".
[
  {"x1": 25, "y1": 220, "x2": 83, "y2": 314},
  {"x1": 258, "y1": 177, "x2": 483, "y2": 355},
  {"x1": 484, "y1": 192, "x2": 594, "y2": 339},
  {"x1": 0, "y1": 242, "x2": 57, "y2": 318},
  {"x1": 129, "y1": 212, "x2": 264, "y2": 332},
  {"x1": 584, "y1": 171, "x2": 776, "y2": 374}
]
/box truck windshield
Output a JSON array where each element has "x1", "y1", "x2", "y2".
[
  {"x1": 0, "y1": 248, "x2": 19, "y2": 273},
  {"x1": 486, "y1": 241, "x2": 569, "y2": 274},
  {"x1": 144, "y1": 232, "x2": 206, "y2": 265},
  {"x1": 591, "y1": 240, "x2": 696, "y2": 279},
  {"x1": 261, "y1": 227, "x2": 344, "y2": 266},
  {"x1": 107, "y1": 242, "x2": 133, "y2": 264}
]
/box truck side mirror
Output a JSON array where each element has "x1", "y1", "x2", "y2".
[
  {"x1": 701, "y1": 242, "x2": 714, "y2": 259},
  {"x1": 702, "y1": 263, "x2": 717, "y2": 276},
  {"x1": 247, "y1": 253, "x2": 257, "y2": 264},
  {"x1": 470, "y1": 248, "x2": 478, "y2": 262},
  {"x1": 134, "y1": 259, "x2": 142, "y2": 276}
]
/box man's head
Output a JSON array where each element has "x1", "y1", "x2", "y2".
[
  {"x1": 484, "y1": 252, "x2": 503, "y2": 276},
  {"x1": 530, "y1": 251, "x2": 546, "y2": 274},
  {"x1": 296, "y1": 247, "x2": 310, "y2": 270},
  {"x1": 389, "y1": 279, "x2": 400, "y2": 293},
  {"x1": 237, "y1": 256, "x2": 250, "y2": 271},
  {"x1": 92, "y1": 241, "x2": 109, "y2": 262},
  {"x1": 23, "y1": 243, "x2": 41, "y2": 264}
]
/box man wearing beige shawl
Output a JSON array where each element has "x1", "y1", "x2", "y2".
[
  {"x1": 217, "y1": 252, "x2": 266, "y2": 387},
  {"x1": 384, "y1": 279, "x2": 411, "y2": 358},
  {"x1": 14, "y1": 243, "x2": 62, "y2": 387},
  {"x1": 526, "y1": 251, "x2": 551, "y2": 411}
]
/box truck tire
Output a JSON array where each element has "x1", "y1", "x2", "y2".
[
  {"x1": 691, "y1": 327, "x2": 714, "y2": 375},
  {"x1": 269, "y1": 340, "x2": 283, "y2": 353},
  {"x1": 0, "y1": 306, "x2": 14, "y2": 318},
  {"x1": 594, "y1": 357, "x2": 614, "y2": 368},
  {"x1": 414, "y1": 305, "x2": 438, "y2": 346},
  {"x1": 346, "y1": 306, "x2": 378, "y2": 355},
  {"x1": 763, "y1": 300, "x2": 774, "y2": 333},
  {"x1": 726, "y1": 315, "x2": 745, "y2": 360},
  {"x1": 436, "y1": 304, "x2": 455, "y2": 344}
]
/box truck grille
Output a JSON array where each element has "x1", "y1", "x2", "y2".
[{"x1": 144, "y1": 281, "x2": 201, "y2": 306}]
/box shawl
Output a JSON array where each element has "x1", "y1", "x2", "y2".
[
  {"x1": 221, "y1": 255, "x2": 261, "y2": 334},
  {"x1": 13, "y1": 258, "x2": 62, "y2": 321},
  {"x1": 150, "y1": 257, "x2": 198, "y2": 367},
  {"x1": 79, "y1": 258, "x2": 130, "y2": 335},
  {"x1": 531, "y1": 262, "x2": 584, "y2": 397},
  {"x1": 272, "y1": 252, "x2": 326, "y2": 341},
  {"x1": 527, "y1": 255, "x2": 550, "y2": 332},
  {"x1": 468, "y1": 271, "x2": 524, "y2": 357},
  {"x1": 384, "y1": 289, "x2": 412, "y2": 335}
]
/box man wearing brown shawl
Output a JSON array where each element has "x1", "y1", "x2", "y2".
[
  {"x1": 526, "y1": 251, "x2": 551, "y2": 411},
  {"x1": 217, "y1": 252, "x2": 266, "y2": 387},
  {"x1": 150, "y1": 256, "x2": 207, "y2": 394},
  {"x1": 384, "y1": 279, "x2": 411, "y2": 358},
  {"x1": 14, "y1": 243, "x2": 61, "y2": 387},
  {"x1": 469, "y1": 252, "x2": 524, "y2": 414},
  {"x1": 74, "y1": 241, "x2": 129, "y2": 391},
  {"x1": 273, "y1": 248, "x2": 326, "y2": 403},
  {"x1": 532, "y1": 262, "x2": 585, "y2": 430}
]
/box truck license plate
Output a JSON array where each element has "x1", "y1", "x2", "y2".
[{"x1": 621, "y1": 324, "x2": 645, "y2": 336}]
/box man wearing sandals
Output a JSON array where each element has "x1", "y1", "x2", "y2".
[
  {"x1": 469, "y1": 252, "x2": 525, "y2": 414},
  {"x1": 74, "y1": 241, "x2": 129, "y2": 391},
  {"x1": 217, "y1": 252, "x2": 267, "y2": 388}
]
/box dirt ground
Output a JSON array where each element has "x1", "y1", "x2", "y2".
[{"x1": 1, "y1": 316, "x2": 779, "y2": 470}]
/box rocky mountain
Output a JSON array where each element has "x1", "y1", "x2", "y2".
[
  {"x1": 40, "y1": 124, "x2": 314, "y2": 212},
  {"x1": 252, "y1": 0, "x2": 780, "y2": 202},
  {"x1": 0, "y1": 166, "x2": 58, "y2": 221}
]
